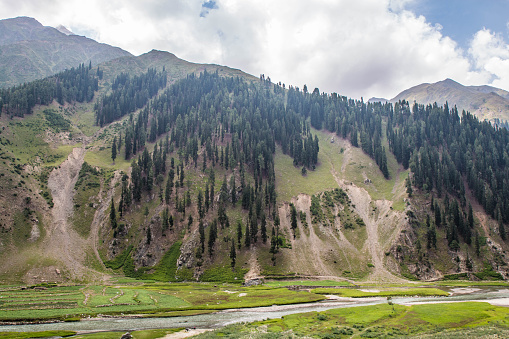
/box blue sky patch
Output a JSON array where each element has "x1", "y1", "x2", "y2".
[{"x1": 201, "y1": 1, "x2": 219, "y2": 17}]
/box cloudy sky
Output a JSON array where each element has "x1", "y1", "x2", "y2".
[{"x1": 1, "y1": 0, "x2": 509, "y2": 99}]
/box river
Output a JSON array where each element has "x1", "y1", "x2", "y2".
[{"x1": 1, "y1": 287, "x2": 509, "y2": 334}]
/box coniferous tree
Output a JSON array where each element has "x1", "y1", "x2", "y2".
[
  {"x1": 198, "y1": 190, "x2": 204, "y2": 220},
  {"x1": 111, "y1": 136, "x2": 117, "y2": 163},
  {"x1": 110, "y1": 197, "x2": 117, "y2": 229},
  {"x1": 406, "y1": 176, "x2": 413, "y2": 197},
  {"x1": 261, "y1": 212, "x2": 267, "y2": 243},
  {"x1": 165, "y1": 178, "x2": 172, "y2": 205},
  {"x1": 199, "y1": 221, "x2": 205, "y2": 253},
  {"x1": 230, "y1": 239, "x2": 236, "y2": 269},
  {"x1": 290, "y1": 203, "x2": 298, "y2": 237},
  {"x1": 208, "y1": 220, "x2": 217, "y2": 256},
  {"x1": 237, "y1": 220, "x2": 243, "y2": 249}
]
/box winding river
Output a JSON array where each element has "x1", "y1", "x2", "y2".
[{"x1": 2, "y1": 287, "x2": 509, "y2": 334}]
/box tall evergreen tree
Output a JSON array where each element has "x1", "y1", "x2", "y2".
[
  {"x1": 230, "y1": 239, "x2": 236, "y2": 269},
  {"x1": 111, "y1": 136, "x2": 117, "y2": 163},
  {"x1": 110, "y1": 197, "x2": 117, "y2": 229}
]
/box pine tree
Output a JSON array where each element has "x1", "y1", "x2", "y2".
[
  {"x1": 146, "y1": 226, "x2": 151, "y2": 244},
  {"x1": 198, "y1": 190, "x2": 204, "y2": 220},
  {"x1": 205, "y1": 183, "x2": 210, "y2": 212},
  {"x1": 199, "y1": 221, "x2": 205, "y2": 253},
  {"x1": 237, "y1": 220, "x2": 243, "y2": 249},
  {"x1": 475, "y1": 231, "x2": 481, "y2": 257},
  {"x1": 468, "y1": 204, "x2": 474, "y2": 229},
  {"x1": 290, "y1": 203, "x2": 298, "y2": 237},
  {"x1": 111, "y1": 136, "x2": 117, "y2": 163},
  {"x1": 230, "y1": 239, "x2": 236, "y2": 269},
  {"x1": 406, "y1": 176, "x2": 413, "y2": 197},
  {"x1": 261, "y1": 212, "x2": 267, "y2": 243},
  {"x1": 165, "y1": 178, "x2": 172, "y2": 205},
  {"x1": 208, "y1": 220, "x2": 217, "y2": 256},
  {"x1": 162, "y1": 208, "x2": 169, "y2": 231},
  {"x1": 110, "y1": 197, "x2": 117, "y2": 229},
  {"x1": 230, "y1": 175, "x2": 236, "y2": 205}
]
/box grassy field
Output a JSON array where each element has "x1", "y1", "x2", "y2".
[
  {"x1": 0, "y1": 282, "x2": 324, "y2": 322},
  {"x1": 264, "y1": 280, "x2": 354, "y2": 287},
  {"x1": 70, "y1": 328, "x2": 184, "y2": 339},
  {"x1": 198, "y1": 302, "x2": 509, "y2": 338},
  {"x1": 311, "y1": 287, "x2": 449, "y2": 297},
  {"x1": 0, "y1": 328, "x2": 184, "y2": 339}
]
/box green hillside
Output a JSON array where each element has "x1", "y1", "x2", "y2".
[{"x1": 0, "y1": 46, "x2": 508, "y2": 287}]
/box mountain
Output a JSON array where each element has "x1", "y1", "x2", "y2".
[
  {"x1": 368, "y1": 97, "x2": 389, "y2": 103},
  {"x1": 55, "y1": 25, "x2": 74, "y2": 36},
  {"x1": 0, "y1": 20, "x2": 508, "y2": 286},
  {"x1": 0, "y1": 17, "x2": 131, "y2": 88},
  {"x1": 390, "y1": 78, "x2": 509, "y2": 123}
]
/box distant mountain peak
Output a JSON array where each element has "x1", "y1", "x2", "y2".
[
  {"x1": 3, "y1": 16, "x2": 42, "y2": 26},
  {"x1": 368, "y1": 97, "x2": 389, "y2": 103},
  {"x1": 0, "y1": 16, "x2": 132, "y2": 88},
  {"x1": 56, "y1": 25, "x2": 74, "y2": 36},
  {"x1": 391, "y1": 78, "x2": 509, "y2": 122}
]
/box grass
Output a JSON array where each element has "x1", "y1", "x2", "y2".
[
  {"x1": 274, "y1": 136, "x2": 339, "y2": 203},
  {"x1": 311, "y1": 287, "x2": 449, "y2": 297},
  {"x1": 83, "y1": 146, "x2": 132, "y2": 171},
  {"x1": 432, "y1": 280, "x2": 509, "y2": 287},
  {"x1": 0, "y1": 282, "x2": 325, "y2": 322},
  {"x1": 264, "y1": 280, "x2": 354, "y2": 287},
  {"x1": 0, "y1": 331, "x2": 76, "y2": 338},
  {"x1": 201, "y1": 266, "x2": 248, "y2": 284},
  {"x1": 199, "y1": 302, "x2": 509, "y2": 338},
  {"x1": 3, "y1": 109, "x2": 81, "y2": 168},
  {"x1": 71, "y1": 328, "x2": 183, "y2": 339}
]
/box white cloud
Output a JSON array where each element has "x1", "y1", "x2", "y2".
[
  {"x1": 468, "y1": 28, "x2": 509, "y2": 89},
  {"x1": 1, "y1": 0, "x2": 509, "y2": 98}
]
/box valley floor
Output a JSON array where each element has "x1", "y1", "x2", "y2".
[{"x1": 2, "y1": 280, "x2": 509, "y2": 338}]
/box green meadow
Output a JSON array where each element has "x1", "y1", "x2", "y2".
[{"x1": 199, "y1": 302, "x2": 509, "y2": 338}]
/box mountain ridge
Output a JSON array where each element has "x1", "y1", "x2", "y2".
[
  {"x1": 0, "y1": 16, "x2": 132, "y2": 88},
  {"x1": 390, "y1": 78, "x2": 509, "y2": 123},
  {"x1": 0, "y1": 16, "x2": 508, "y2": 285}
]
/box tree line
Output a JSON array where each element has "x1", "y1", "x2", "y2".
[
  {"x1": 94, "y1": 68, "x2": 167, "y2": 126},
  {"x1": 0, "y1": 62, "x2": 98, "y2": 117}
]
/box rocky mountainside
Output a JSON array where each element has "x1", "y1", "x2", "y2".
[
  {"x1": 390, "y1": 78, "x2": 509, "y2": 124},
  {"x1": 0, "y1": 17, "x2": 131, "y2": 88},
  {"x1": 0, "y1": 18, "x2": 508, "y2": 286}
]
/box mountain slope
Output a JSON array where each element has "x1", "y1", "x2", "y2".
[
  {"x1": 391, "y1": 78, "x2": 509, "y2": 123},
  {"x1": 0, "y1": 17, "x2": 131, "y2": 88},
  {"x1": 0, "y1": 22, "x2": 508, "y2": 285}
]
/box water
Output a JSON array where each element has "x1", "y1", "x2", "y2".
[{"x1": 2, "y1": 287, "x2": 509, "y2": 334}]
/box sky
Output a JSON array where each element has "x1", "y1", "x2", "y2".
[{"x1": 1, "y1": 0, "x2": 509, "y2": 99}]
